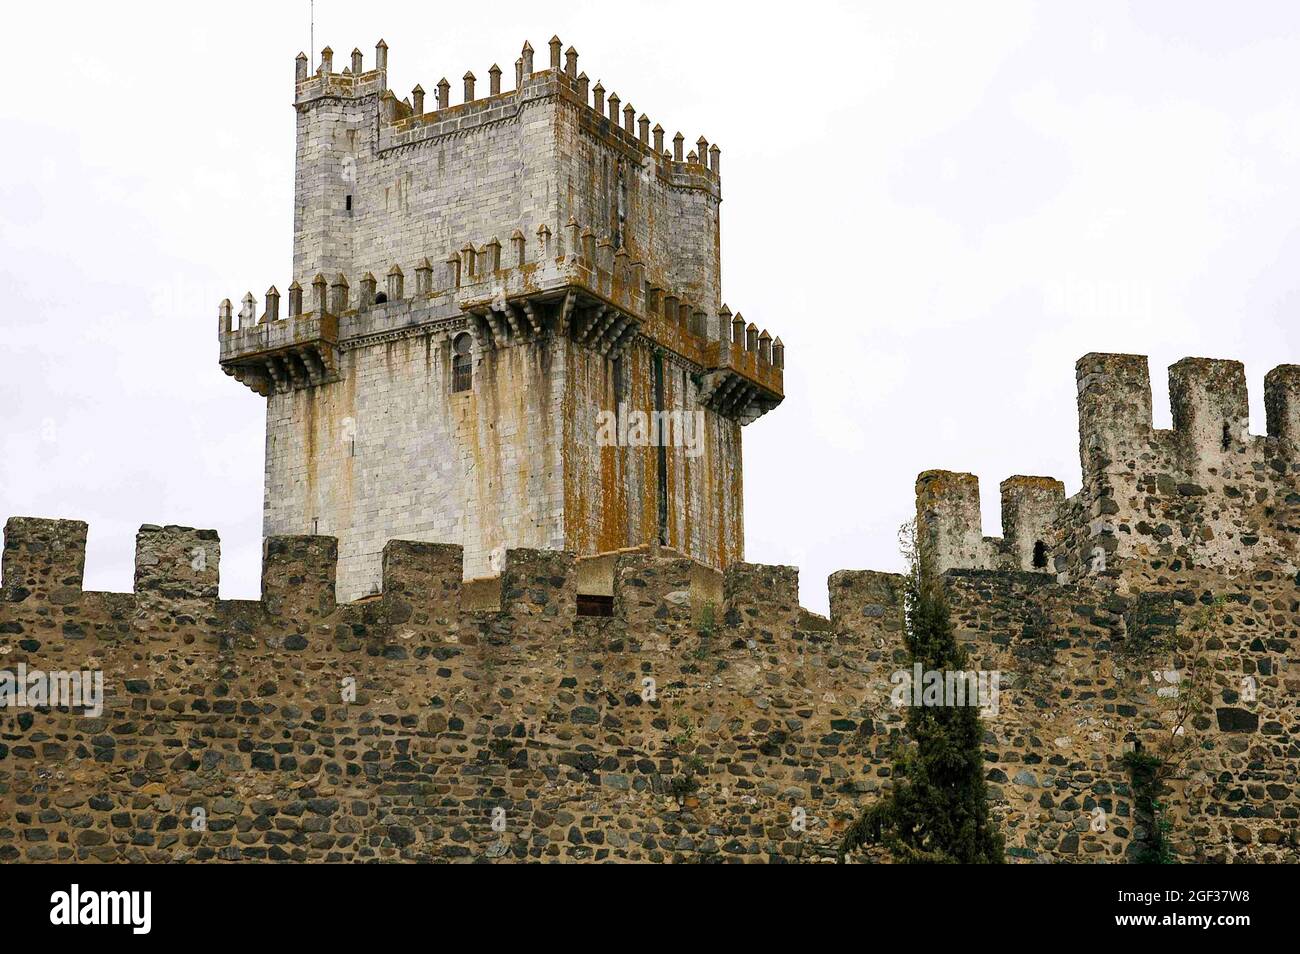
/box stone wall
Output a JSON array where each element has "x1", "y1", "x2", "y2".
[
  {"x1": 4, "y1": 516, "x2": 1296, "y2": 862},
  {"x1": 9, "y1": 352, "x2": 1298, "y2": 862},
  {"x1": 911, "y1": 352, "x2": 1300, "y2": 863},
  {"x1": 1, "y1": 523, "x2": 880, "y2": 863}
]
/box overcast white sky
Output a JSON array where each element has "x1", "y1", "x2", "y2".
[{"x1": 2, "y1": 1, "x2": 1299, "y2": 614}]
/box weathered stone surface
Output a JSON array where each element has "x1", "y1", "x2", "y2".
[
  {"x1": 905, "y1": 352, "x2": 1300, "y2": 863},
  {"x1": 225, "y1": 37, "x2": 774, "y2": 602},
  {"x1": 7, "y1": 33, "x2": 1299, "y2": 865}
]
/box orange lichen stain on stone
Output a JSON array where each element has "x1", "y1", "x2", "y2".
[
  {"x1": 571, "y1": 355, "x2": 598, "y2": 552},
  {"x1": 557, "y1": 344, "x2": 600, "y2": 555},
  {"x1": 662, "y1": 371, "x2": 685, "y2": 552},
  {"x1": 1003, "y1": 475, "x2": 1065, "y2": 492},
  {"x1": 664, "y1": 445, "x2": 679, "y2": 551},
  {"x1": 630, "y1": 349, "x2": 655, "y2": 546},
  {"x1": 571, "y1": 344, "x2": 624, "y2": 555},
  {"x1": 714, "y1": 420, "x2": 728, "y2": 564},
  {"x1": 916, "y1": 469, "x2": 979, "y2": 499},
  {"x1": 553, "y1": 338, "x2": 745, "y2": 568},
  {"x1": 474, "y1": 340, "x2": 553, "y2": 555},
  {"x1": 727, "y1": 421, "x2": 744, "y2": 565},
  {"x1": 560, "y1": 343, "x2": 583, "y2": 550},
  {"x1": 594, "y1": 348, "x2": 628, "y2": 554}
]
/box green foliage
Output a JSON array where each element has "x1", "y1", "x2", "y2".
[
  {"x1": 696, "y1": 601, "x2": 716, "y2": 638},
  {"x1": 669, "y1": 772, "x2": 700, "y2": 799},
  {"x1": 669, "y1": 712, "x2": 696, "y2": 752},
  {"x1": 840, "y1": 522, "x2": 1004, "y2": 864},
  {"x1": 1123, "y1": 750, "x2": 1175, "y2": 864},
  {"x1": 1119, "y1": 594, "x2": 1224, "y2": 864},
  {"x1": 689, "y1": 602, "x2": 717, "y2": 660},
  {"x1": 666, "y1": 712, "x2": 703, "y2": 801}
]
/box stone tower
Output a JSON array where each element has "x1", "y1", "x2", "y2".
[{"x1": 218, "y1": 37, "x2": 783, "y2": 600}]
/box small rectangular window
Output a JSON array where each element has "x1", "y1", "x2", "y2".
[
  {"x1": 345, "y1": 194, "x2": 353, "y2": 211},
  {"x1": 577, "y1": 594, "x2": 614, "y2": 617}
]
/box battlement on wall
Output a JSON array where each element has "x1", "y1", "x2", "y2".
[
  {"x1": 1076, "y1": 353, "x2": 1300, "y2": 477},
  {"x1": 218, "y1": 214, "x2": 782, "y2": 420},
  {"x1": 0, "y1": 518, "x2": 879, "y2": 642},
  {"x1": 918, "y1": 353, "x2": 1300, "y2": 580},
  {"x1": 916, "y1": 471, "x2": 1067, "y2": 575},
  {"x1": 7, "y1": 376, "x2": 1299, "y2": 861},
  {"x1": 295, "y1": 37, "x2": 719, "y2": 189}
]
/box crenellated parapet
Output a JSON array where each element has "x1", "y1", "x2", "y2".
[
  {"x1": 294, "y1": 42, "x2": 389, "y2": 105},
  {"x1": 698, "y1": 310, "x2": 784, "y2": 424},
  {"x1": 285, "y1": 34, "x2": 736, "y2": 328},
  {"x1": 1074, "y1": 353, "x2": 1300, "y2": 578},
  {"x1": 217, "y1": 286, "x2": 339, "y2": 396},
  {"x1": 1, "y1": 516, "x2": 86, "y2": 604},
  {"x1": 0, "y1": 515, "x2": 906, "y2": 864},
  {"x1": 294, "y1": 37, "x2": 719, "y2": 197},
  {"x1": 1, "y1": 519, "x2": 853, "y2": 641},
  {"x1": 5, "y1": 473, "x2": 1299, "y2": 863},
  {"x1": 219, "y1": 217, "x2": 784, "y2": 420},
  {"x1": 0, "y1": 518, "x2": 896, "y2": 704},
  {"x1": 380, "y1": 37, "x2": 721, "y2": 197},
  {"x1": 915, "y1": 471, "x2": 1066, "y2": 575},
  {"x1": 1075, "y1": 353, "x2": 1293, "y2": 487},
  {"x1": 919, "y1": 353, "x2": 1300, "y2": 583}
]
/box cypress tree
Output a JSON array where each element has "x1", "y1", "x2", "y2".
[{"x1": 841, "y1": 530, "x2": 1004, "y2": 864}]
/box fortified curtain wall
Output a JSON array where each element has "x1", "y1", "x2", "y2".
[{"x1": 2, "y1": 352, "x2": 1298, "y2": 863}]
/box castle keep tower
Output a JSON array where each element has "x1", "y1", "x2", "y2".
[{"x1": 218, "y1": 37, "x2": 784, "y2": 599}]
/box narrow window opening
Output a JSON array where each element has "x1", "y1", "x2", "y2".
[
  {"x1": 1032, "y1": 540, "x2": 1048, "y2": 569},
  {"x1": 1221, "y1": 421, "x2": 1231, "y2": 451},
  {"x1": 576, "y1": 594, "x2": 614, "y2": 617},
  {"x1": 452, "y1": 332, "x2": 473, "y2": 392}
]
